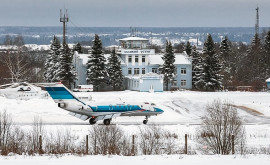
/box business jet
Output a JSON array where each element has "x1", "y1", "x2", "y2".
[{"x1": 43, "y1": 83, "x2": 164, "y2": 125}]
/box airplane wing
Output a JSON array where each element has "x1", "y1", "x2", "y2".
[{"x1": 68, "y1": 112, "x2": 121, "y2": 121}]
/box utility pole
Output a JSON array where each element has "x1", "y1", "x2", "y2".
[
  {"x1": 60, "y1": 9, "x2": 69, "y2": 45},
  {"x1": 255, "y1": 5, "x2": 259, "y2": 35}
]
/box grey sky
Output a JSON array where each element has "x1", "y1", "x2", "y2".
[{"x1": 0, "y1": 0, "x2": 269, "y2": 27}]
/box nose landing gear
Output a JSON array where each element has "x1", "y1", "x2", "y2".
[{"x1": 143, "y1": 116, "x2": 149, "y2": 124}]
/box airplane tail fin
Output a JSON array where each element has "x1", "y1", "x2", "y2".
[{"x1": 44, "y1": 84, "x2": 86, "y2": 105}]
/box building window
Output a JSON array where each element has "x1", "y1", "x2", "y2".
[
  {"x1": 181, "y1": 68, "x2": 187, "y2": 75},
  {"x1": 142, "y1": 56, "x2": 145, "y2": 63},
  {"x1": 128, "y1": 68, "x2": 132, "y2": 74},
  {"x1": 181, "y1": 80, "x2": 187, "y2": 87},
  {"x1": 135, "y1": 56, "x2": 139, "y2": 62},
  {"x1": 128, "y1": 56, "x2": 132, "y2": 63},
  {"x1": 142, "y1": 68, "x2": 145, "y2": 74},
  {"x1": 134, "y1": 68, "x2": 139, "y2": 74},
  {"x1": 152, "y1": 68, "x2": 157, "y2": 73},
  {"x1": 172, "y1": 80, "x2": 177, "y2": 86}
]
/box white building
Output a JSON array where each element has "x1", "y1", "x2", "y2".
[{"x1": 73, "y1": 36, "x2": 192, "y2": 92}]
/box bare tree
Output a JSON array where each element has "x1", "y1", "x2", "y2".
[
  {"x1": 139, "y1": 125, "x2": 165, "y2": 155},
  {"x1": 89, "y1": 125, "x2": 125, "y2": 155},
  {"x1": 2, "y1": 51, "x2": 29, "y2": 83},
  {"x1": 0, "y1": 110, "x2": 13, "y2": 155},
  {"x1": 197, "y1": 99, "x2": 246, "y2": 154},
  {"x1": 31, "y1": 116, "x2": 45, "y2": 153}
]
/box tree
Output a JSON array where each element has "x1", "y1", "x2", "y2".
[
  {"x1": 263, "y1": 30, "x2": 270, "y2": 78},
  {"x1": 73, "y1": 42, "x2": 83, "y2": 54},
  {"x1": 219, "y1": 36, "x2": 232, "y2": 88},
  {"x1": 107, "y1": 48, "x2": 123, "y2": 90},
  {"x1": 246, "y1": 33, "x2": 263, "y2": 81},
  {"x1": 197, "y1": 34, "x2": 222, "y2": 91},
  {"x1": 191, "y1": 46, "x2": 203, "y2": 88},
  {"x1": 174, "y1": 42, "x2": 185, "y2": 53},
  {"x1": 197, "y1": 99, "x2": 246, "y2": 155},
  {"x1": 86, "y1": 34, "x2": 107, "y2": 91},
  {"x1": 56, "y1": 43, "x2": 77, "y2": 89},
  {"x1": 3, "y1": 35, "x2": 13, "y2": 46},
  {"x1": 185, "y1": 41, "x2": 192, "y2": 56},
  {"x1": 2, "y1": 51, "x2": 29, "y2": 83},
  {"x1": 161, "y1": 40, "x2": 176, "y2": 91},
  {"x1": 13, "y1": 35, "x2": 24, "y2": 47},
  {"x1": 43, "y1": 36, "x2": 61, "y2": 82}
]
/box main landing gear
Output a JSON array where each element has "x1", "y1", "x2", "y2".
[
  {"x1": 103, "y1": 119, "x2": 111, "y2": 125},
  {"x1": 143, "y1": 116, "x2": 149, "y2": 125},
  {"x1": 89, "y1": 118, "x2": 112, "y2": 125},
  {"x1": 89, "y1": 118, "x2": 96, "y2": 125}
]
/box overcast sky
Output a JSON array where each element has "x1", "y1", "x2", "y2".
[{"x1": 0, "y1": 0, "x2": 269, "y2": 27}]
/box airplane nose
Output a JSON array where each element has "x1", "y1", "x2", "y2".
[{"x1": 154, "y1": 107, "x2": 164, "y2": 113}]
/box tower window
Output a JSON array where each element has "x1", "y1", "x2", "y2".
[
  {"x1": 128, "y1": 56, "x2": 132, "y2": 63},
  {"x1": 142, "y1": 68, "x2": 145, "y2": 74},
  {"x1": 142, "y1": 56, "x2": 145, "y2": 63},
  {"x1": 128, "y1": 68, "x2": 132, "y2": 74},
  {"x1": 134, "y1": 68, "x2": 140, "y2": 74},
  {"x1": 135, "y1": 56, "x2": 138, "y2": 62}
]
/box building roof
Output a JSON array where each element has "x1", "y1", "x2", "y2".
[
  {"x1": 77, "y1": 53, "x2": 125, "y2": 66},
  {"x1": 119, "y1": 37, "x2": 148, "y2": 41},
  {"x1": 148, "y1": 54, "x2": 191, "y2": 65}
]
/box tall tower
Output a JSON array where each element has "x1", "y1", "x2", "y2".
[
  {"x1": 60, "y1": 9, "x2": 69, "y2": 45},
  {"x1": 255, "y1": 5, "x2": 259, "y2": 34}
]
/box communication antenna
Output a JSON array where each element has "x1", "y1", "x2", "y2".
[
  {"x1": 60, "y1": 9, "x2": 69, "y2": 44},
  {"x1": 255, "y1": 5, "x2": 259, "y2": 34}
]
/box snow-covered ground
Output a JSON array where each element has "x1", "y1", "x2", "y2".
[
  {"x1": 1, "y1": 154, "x2": 270, "y2": 165},
  {"x1": 1, "y1": 90, "x2": 270, "y2": 125},
  {"x1": 1, "y1": 90, "x2": 270, "y2": 151}
]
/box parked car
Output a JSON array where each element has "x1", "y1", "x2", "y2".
[{"x1": 73, "y1": 85, "x2": 93, "y2": 92}]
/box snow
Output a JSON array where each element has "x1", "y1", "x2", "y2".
[
  {"x1": 1, "y1": 90, "x2": 270, "y2": 157},
  {"x1": 119, "y1": 37, "x2": 149, "y2": 41},
  {"x1": 1, "y1": 90, "x2": 270, "y2": 124},
  {"x1": 148, "y1": 54, "x2": 191, "y2": 65},
  {"x1": 0, "y1": 155, "x2": 270, "y2": 165},
  {"x1": 77, "y1": 54, "x2": 125, "y2": 66}
]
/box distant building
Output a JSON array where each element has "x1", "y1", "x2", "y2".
[{"x1": 73, "y1": 36, "x2": 192, "y2": 92}]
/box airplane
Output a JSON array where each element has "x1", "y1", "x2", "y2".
[
  {"x1": 0, "y1": 82, "x2": 49, "y2": 100},
  {"x1": 43, "y1": 83, "x2": 164, "y2": 125}
]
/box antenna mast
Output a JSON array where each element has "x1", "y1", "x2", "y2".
[
  {"x1": 255, "y1": 5, "x2": 259, "y2": 34},
  {"x1": 60, "y1": 9, "x2": 69, "y2": 45}
]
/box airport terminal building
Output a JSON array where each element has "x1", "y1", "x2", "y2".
[{"x1": 73, "y1": 36, "x2": 192, "y2": 92}]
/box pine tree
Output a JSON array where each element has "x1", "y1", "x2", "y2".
[
  {"x1": 191, "y1": 46, "x2": 203, "y2": 88},
  {"x1": 219, "y1": 36, "x2": 232, "y2": 88},
  {"x1": 263, "y1": 31, "x2": 270, "y2": 78},
  {"x1": 247, "y1": 33, "x2": 263, "y2": 81},
  {"x1": 108, "y1": 48, "x2": 123, "y2": 90},
  {"x1": 44, "y1": 36, "x2": 61, "y2": 82},
  {"x1": 86, "y1": 34, "x2": 107, "y2": 91},
  {"x1": 161, "y1": 40, "x2": 176, "y2": 91},
  {"x1": 55, "y1": 43, "x2": 77, "y2": 88},
  {"x1": 185, "y1": 41, "x2": 192, "y2": 56},
  {"x1": 198, "y1": 34, "x2": 222, "y2": 91},
  {"x1": 73, "y1": 42, "x2": 83, "y2": 54}
]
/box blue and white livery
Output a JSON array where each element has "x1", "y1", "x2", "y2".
[{"x1": 44, "y1": 83, "x2": 164, "y2": 125}]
